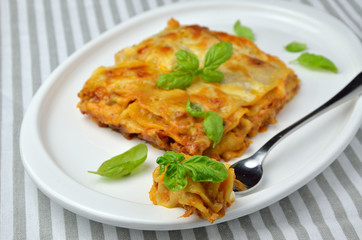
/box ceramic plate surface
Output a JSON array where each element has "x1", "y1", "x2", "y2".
[{"x1": 20, "y1": 0, "x2": 362, "y2": 230}]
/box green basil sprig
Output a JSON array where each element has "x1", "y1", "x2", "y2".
[
  {"x1": 285, "y1": 41, "x2": 307, "y2": 52},
  {"x1": 186, "y1": 99, "x2": 224, "y2": 147},
  {"x1": 89, "y1": 143, "x2": 148, "y2": 178},
  {"x1": 233, "y1": 20, "x2": 255, "y2": 42},
  {"x1": 156, "y1": 151, "x2": 228, "y2": 191},
  {"x1": 293, "y1": 52, "x2": 338, "y2": 73},
  {"x1": 156, "y1": 42, "x2": 233, "y2": 90}
]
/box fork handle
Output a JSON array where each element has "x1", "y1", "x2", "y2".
[{"x1": 257, "y1": 71, "x2": 362, "y2": 160}]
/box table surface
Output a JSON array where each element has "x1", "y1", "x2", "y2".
[{"x1": 1, "y1": 0, "x2": 362, "y2": 239}]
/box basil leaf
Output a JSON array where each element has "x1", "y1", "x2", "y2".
[
  {"x1": 156, "y1": 151, "x2": 230, "y2": 191},
  {"x1": 173, "y1": 50, "x2": 199, "y2": 72},
  {"x1": 156, "y1": 151, "x2": 185, "y2": 174},
  {"x1": 186, "y1": 99, "x2": 207, "y2": 117},
  {"x1": 201, "y1": 69, "x2": 224, "y2": 82},
  {"x1": 295, "y1": 52, "x2": 338, "y2": 73},
  {"x1": 233, "y1": 20, "x2": 255, "y2": 41},
  {"x1": 285, "y1": 41, "x2": 307, "y2": 52},
  {"x1": 204, "y1": 42, "x2": 233, "y2": 70},
  {"x1": 157, "y1": 43, "x2": 232, "y2": 90},
  {"x1": 162, "y1": 151, "x2": 185, "y2": 163},
  {"x1": 164, "y1": 163, "x2": 187, "y2": 191},
  {"x1": 183, "y1": 155, "x2": 228, "y2": 182},
  {"x1": 157, "y1": 71, "x2": 193, "y2": 90},
  {"x1": 203, "y1": 111, "x2": 224, "y2": 148},
  {"x1": 89, "y1": 143, "x2": 148, "y2": 178}
]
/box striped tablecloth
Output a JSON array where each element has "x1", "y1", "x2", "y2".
[{"x1": 1, "y1": 0, "x2": 362, "y2": 239}]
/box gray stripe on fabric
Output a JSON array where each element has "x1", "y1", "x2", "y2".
[
  {"x1": 259, "y1": 208, "x2": 286, "y2": 240},
  {"x1": 37, "y1": 0, "x2": 59, "y2": 238},
  {"x1": 93, "y1": 0, "x2": 106, "y2": 33},
  {"x1": 356, "y1": 129, "x2": 362, "y2": 144},
  {"x1": 143, "y1": 230, "x2": 157, "y2": 240},
  {"x1": 90, "y1": 221, "x2": 104, "y2": 240},
  {"x1": 64, "y1": 209, "x2": 79, "y2": 240},
  {"x1": 331, "y1": 160, "x2": 362, "y2": 218},
  {"x1": 238, "y1": 215, "x2": 260, "y2": 240},
  {"x1": 140, "y1": 0, "x2": 150, "y2": 11},
  {"x1": 38, "y1": 191, "x2": 53, "y2": 240},
  {"x1": 76, "y1": 0, "x2": 91, "y2": 43},
  {"x1": 43, "y1": 0, "x2": 59, "y2": 70},
  {"x1": 170, "y1": 230, "x2": 183, "y2": 240},
  {"x1": 298, "y1": 186, "x2": 334, "y2": 239},
  {"x1": 124, "y1": 0, "x2": 136, "y2": 17},
  {"x1": 279, "y1": 197, "x2": 310, "y2": 240},
  {"x1": 116, "y1": 227, "x2": 131, "y2": 240},
  {"x1": 108, "y1": 0, "x2": 121, "y2": 24},
  {"x1": 344, "y1": 146, "x2": 362, "y2": 178},
  {"x1": 217, "y1": 222, "x2": 234, "y2": 240},
  {"x1": 193, "y1": 227, "x2": 207, "y2": 239},
  {"x1": 26, "y1": 0, "x2": 42, "y2": 92},
  {"x1": 300, "y1": 0, "x2": 312, "y2": 5},
  {"x1": 156, "y1": 0, "x2": 164, "y2": 6},
  {"x1": 9, "y1": 0, "x2": 26, "y2": 239},
  {"x1": 64, "y1": 211, "x2": 78, "y2": 239},
  {"x1": 315, "y1": 174, "x2": 359, "y2": 239},
  {"x1": 59, "y1": 0, "x2": 76, "y2": 55}
]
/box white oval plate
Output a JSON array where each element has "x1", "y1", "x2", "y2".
[{"x1": 20, "y1": 0, "x2": 362, "y2": 230}]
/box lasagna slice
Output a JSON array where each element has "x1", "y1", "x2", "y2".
[
  {"x1": 77, "y1": 19, "x2": 300, "y2": 161},
  {"x1": 149, "y1": 162, "x2": 235, "y2": 223}
]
